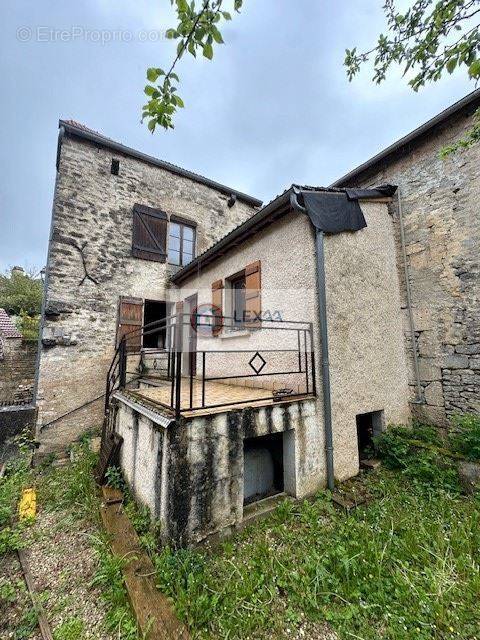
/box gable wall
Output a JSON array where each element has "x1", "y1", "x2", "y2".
[
  {"x1": 341, "y1": 109, "x2": 480, "y2": 424},
  {"x1": 36, "y1": 134, "x2": 257, "y2": 453}
]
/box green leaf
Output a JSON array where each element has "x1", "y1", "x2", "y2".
[
  {"x1": 144, "y1": 85, "x2": 156, "y2": 96},
  {"x1": 170, "y1": 72, "x2": 180, "y2": 82},
  {"x1": 165, "y1": 29, "x2": 178, "y2": 39},
  {"x1": 176, "y1": 0, "x2": 189, "y2": 13},
  {"x1": 211, "y1": 26, "x2": 224, "y2": 44},
  {"x1": 203, "y1": 42, "x2": 213, "y2": 60},
  {"x1": 174, "y1": 95, "x2": 185, "y2": 108},
  {"x1": 446, "y1": 58, "x2": 457, "y2": 74},
  {"x1": 222, "y1": 11, "x2": 232, "y2": 20},
  {"x1": 177, "y1": 40, "x2": 185, "y2": 57},
  {"x1": 468, "y1": 59, "x2": 480, "y2": 79},
  {"x1": 146, "y1": 68, "x2": 160, "y2": 82},
  {"x1": 148, "y1": 119, "x2": 156, "y2": 132}
]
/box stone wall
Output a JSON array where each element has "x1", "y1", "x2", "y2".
[
  {"x1": 37, "y1": 132, "x2": 258, "y2": 453},
  {"x1": 0, "y1": 338, "x2": 37, "y2": 405},
  {"x1": 338, "y1": 109, "x2": 480, "y2": 425}
]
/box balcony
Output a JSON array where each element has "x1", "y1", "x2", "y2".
[{"x1": 105, "y1": 313, "x2": 316, "y2": 419}]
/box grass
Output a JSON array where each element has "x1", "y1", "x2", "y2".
[
  {"x1": 0, "y1": 435, "x2": 140, "y2": 639},
  {"x1": 136, "y1": 421, "x2": 480, "y2": 640}
]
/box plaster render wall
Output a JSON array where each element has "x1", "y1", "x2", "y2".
[
  {"x1": 114, "y1": 396, "x2": 318, "y2": 545},
  {"x1": 343, "y1": 109, "x2": 480, "y2": 424},
  {"x1": 176, "y1": 212, "x2": 318, "y2": 394},
  {"x1": 176, "y1": 202, "x2": 411, "y2": 482},
  {"x1": 36, "y1": 133, "x2": 257, "y2": 453},
  {"x1": 324, "y1": 202, "x2": 411, "y2": 478}
]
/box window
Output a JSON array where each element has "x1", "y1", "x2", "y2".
[
  {"x1": 230, "y1": 272, "x2": 246, "y2": 327},
  {"x1": 111, "y1": 158, "x2": 120, "y2": 175},
  {"x1": 168, "y1": 221, "x2": 195, "y2": 266}
]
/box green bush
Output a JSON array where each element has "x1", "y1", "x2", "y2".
[
  {"x1": 374, "y1": 425, "x2": 460, "y2": 492},
  {"x1": 449, "y1": 414, "x2": 480, "y2": 461}
]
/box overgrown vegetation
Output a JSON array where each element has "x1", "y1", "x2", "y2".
[
  {"x1": 0, "y1": 267, "x2": 42, "y2": 340},
  {"x1": 125, "y1": 418, "x2": 480, "y2": 640},
  {"x1": 0, "y1": 437, "x2": 140, "y2": 639}
]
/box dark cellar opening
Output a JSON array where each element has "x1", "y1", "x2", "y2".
[
  {"x1": 356, "y1": 410, "x2": 384, "y2": 458},
  {"x1": 243, "y1": 432, "x2": 284, "y2": 505},
  {"x1": 143, "y1": 300, "x2": 167, "y2": 349}
]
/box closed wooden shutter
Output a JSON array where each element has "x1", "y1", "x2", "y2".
[
  {"x1": 132, "y1": 204, "x2": 168, "y2": 262},
  {"x1": 212, "y1": 279, "x2": 224, "y2": 336},
  {"x1": 117, "y1": 297, "x2": 143, "y2": 352},
  {"x1": 245, "y1": 261, "x2": 261, "y2": 327}
]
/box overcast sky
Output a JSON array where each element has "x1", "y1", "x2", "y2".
[{"x1": 0, "y1": 0, "x2": 472, "y2": 272}]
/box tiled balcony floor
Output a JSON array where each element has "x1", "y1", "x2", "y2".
[{"x1": 128, "y1": 377, "x2": 312, "y2": 418}]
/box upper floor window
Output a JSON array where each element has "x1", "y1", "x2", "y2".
[{"x1": 168, "y1": 221, "x2": 195, "y2": 266}]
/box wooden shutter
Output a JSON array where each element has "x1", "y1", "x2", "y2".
[
  {"x1": 245, "y1": 261, "x2": 261, "y2": 327},
  {"x1": 211, "y1": 279, "x2": 224, "y2": 336},
  {"x1": 132, "y1": 204, "x2": 167, "y2": 262},
  {"x1": 117, "y1": 296, "x2": 143, "y2": 352}
]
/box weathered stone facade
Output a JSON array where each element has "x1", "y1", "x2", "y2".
[
  {"x1": 335, "y1": 99, "x2": 480, "y2": 425},
  {"x1": 36, "y1": 126, "x2": 259, "y2": 453},
  {"x1": 0, "y1": 338, "x2": 37, "y2": 405}
]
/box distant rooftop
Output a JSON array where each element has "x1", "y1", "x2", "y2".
[
  {"x1": 0, "y1": 309, "x2": 22, "y2": 339},
  {"x1": 332, "y1": 88, "x2": 480, "y2": 187},
  {"x1": 58, "y1": 119, "x2": 263, "y2": 208}
]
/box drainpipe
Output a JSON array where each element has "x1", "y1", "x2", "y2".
[
  {"x1": 290, "y1": 190, "x2": 335, "y2": 491},
  {"x1": 396, "y1": 187, "x2": 423, "y2": 403}
]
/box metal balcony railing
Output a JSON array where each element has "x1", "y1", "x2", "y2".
[{"x1": 105, "y1": 312, "x2": 316, "y2": 418}]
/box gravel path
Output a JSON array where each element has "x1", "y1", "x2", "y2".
[
  {"x1": 21, "y1": 509, "x2": 116, "y2": 639},
  {"x1": 0, "y1": 553, "x2": 42, "y2": 640},
  {"x1": 0, "y1": 507, "x2": 117, "y2": 640}
]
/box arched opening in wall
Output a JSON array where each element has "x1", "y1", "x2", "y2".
[
  {"x1": 356, "y1": 410, "x2": 385, "y2": 460},
  {"x1": 243, "y1": 432, "x2": 284, "y2": 505}
]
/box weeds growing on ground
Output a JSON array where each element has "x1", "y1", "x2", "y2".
[
  {"x1": 1, "y1": 438, "x2": 140, "y2": 639},
  {"x1": 144, "y1": 418, "x2": 480, "y2": 639}
]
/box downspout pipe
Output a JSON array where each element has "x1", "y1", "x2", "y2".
[
  {"x1": 290, "y1": 190, "x2": 335, "y2": 491},
  {"x1": 396, "y1": 187, "x2": 423, "y2": 403}
]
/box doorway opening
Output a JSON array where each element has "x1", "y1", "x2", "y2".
[
  {"x1": 243, "y1": 432, "x2": 284, "y2": 505},
  {"x1": 143, "y1": 300, "x2": 167, "y2": 349},
  {"x1": 356, "y1": 410, "x2": 384, "y2": 458}
]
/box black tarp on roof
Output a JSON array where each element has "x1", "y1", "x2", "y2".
[{"x1": 299, "y1": 184, "x2": 397, "y2": 234}]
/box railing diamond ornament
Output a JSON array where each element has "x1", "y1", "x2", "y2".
[{"x1": 249, "y1": 351, "x2": 266, "y2": 375}]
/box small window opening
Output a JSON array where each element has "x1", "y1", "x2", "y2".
[
  {"x1": 243, "y1": 433, "x2": 284, "y2": 505},
  {"x1": 356, "y1": 410, "x2": 384, "y2": 459},
  {"x1": 143, "y1": 299, "x2": 167, "y2": 349},
  {"x1": 111, "y1": 158, "x2": 120, "y2": 175}
]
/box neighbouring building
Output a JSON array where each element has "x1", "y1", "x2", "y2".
[
  {"x1": 35, "y1": 120, "x2": 261, "y2": 454},
  {"x1": 332, "y1": 89, "x2": 480, "y2": 425},
  {"x1": 0, "y1": 308, "x2": 36, "y2": 406}
]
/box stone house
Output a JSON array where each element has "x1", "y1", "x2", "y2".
[
  {"x1": 35, "y1": 90, "x2": 479, "y2": 542},
  {"x1": 35, "y1": 120, "x2": 261, "y2": 454}
]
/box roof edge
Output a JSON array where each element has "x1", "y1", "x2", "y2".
[
  {"x1": 171, "y1": 184, "x2": 394, "y2": 285},
  {"x1": 171, "y1": 188, "x2": 293, "y2": 284},
  {"x1": 58, "y1": 119, "x2": 263, "y2": 207},
  {"x1": 331, "y1": 88, "x2": 480, "y2": 187}
]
